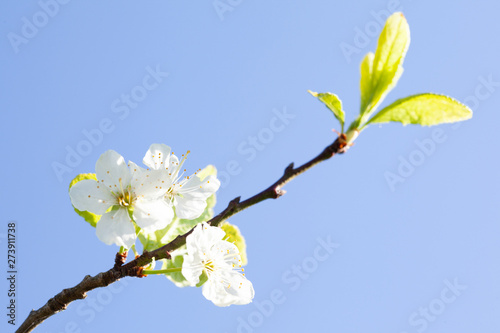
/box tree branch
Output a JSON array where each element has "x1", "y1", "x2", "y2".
[
  {"x1": 17, "y1": 134, "x2": 348, "y2": 333},
  {"x1": 16, "y1": 253, "x2": 147, "y2": 333}
]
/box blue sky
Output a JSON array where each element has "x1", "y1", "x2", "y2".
[{"x1": 1, "y1": 1, "x2": 500, "y2": 332}]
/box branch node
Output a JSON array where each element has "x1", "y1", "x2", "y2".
[
  {"x1": 131, "y1": 267, "x2": 146, "y2": 278},
  {"x1": 82, "y1": 275, "x2": 93, "y2": 285},
  {"x1": 230, "y1": 196, "x2": 241, "y2": 205},
  {"x1": 285, "y1": 162, "x2": 295, "y2": 174},
  {"x1": 48, "y1": 293, "x2": 67, "y2": 312},
  {"x1": 334, "y1": 133, "x2": 349, "y2": 154},
  {"x1": 274, "y1": 188, "x2": 286, "y2": 198},
  {"x1": 114, "y1": 251, "x2": 128, "y2": 269}
]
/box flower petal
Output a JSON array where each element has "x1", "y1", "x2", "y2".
[
  {"x1": 181, "y1": 253, "x2": 203, "y2": 285},
  {"x1": 177, "y1": 174, "x2": 220, "y2": 199},
  {"x1": 133, "y1": 199, "x2": 174, "y2": 232},
  {"x1": 174, "y1": 195, "x2": 207, "y2": 220},
  {"x1": 186, "y1": 223, "x2": 225, "y2": 255},
  {"x1": 69, "y1": 179, "x2": 115, "y2": 214},
  {"x1": 210, "y1": 240, "x2": 241, "y2": 268},
  {"x1": 128, "y1": 161, "x2": 146, "y2": 175},
  {"x1": 131, "y1": 169, "x2": 171, "y2": 198},
  {"x1": 201, "y1": 279, "x2": 225, "y2": 305},
  {"x1": 143, "y1": 144, "x2": 172, "y2": 170},
  {"x1": 201, "y1": 275, "x2": 254, "y2": 307},
  {"x1": 96, "y1": 208, "x2": 136, "y2": 248},
  {"x1": 166, "y1": 154, "x2": 180, "y2": 177},
  {"x1": 95, "y1": 150, "x2": 132, "y2": 192},
  {"x1": 221, "y1": 270, "x2": 255, "y2": 304}
]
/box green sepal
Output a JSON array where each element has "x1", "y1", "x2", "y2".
[
  {"x1": 221, "y1": 222, "x2": 248, "y2": 266},
  {"x1": 69, "y1": 173, "x2": 101, "y2": 228},
  {"x1": 196, "y1": 270, "x2": 209, "y2": 287},
  {"x1": 308, "y1": 90, "x2": 345, "y2": 132},
  {"x1": 366, "y1": 93, "x2": 473, "y2": 126}
]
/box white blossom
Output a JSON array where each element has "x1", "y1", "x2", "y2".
[
  {"x1": 143, "y1": 144, "x2": 220, "y2": 220},
  {"x1": 181, "y1": 222, "x2": 254, "y2": 306},
  {"x1": 69, "y1": 150, "x2": 172, "y2": 248}
]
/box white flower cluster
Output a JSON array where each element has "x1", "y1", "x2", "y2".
[
  {"x1": 69, "y1": 144, "x2": 253, "y2": 306},
  {"x1": 70, "y1": 144, "x2": 220, "y2": 248}
]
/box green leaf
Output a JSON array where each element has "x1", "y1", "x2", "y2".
[
  {"x1": 69, "y1": 173, "x2": 101, "y2": 227},
  {"x1": 360, "y1": 52, "x2": 375, "y2": 113},
  {"x1": 161, "y1": 255, "x2": 191, "y2": 287},
  {"x1": 308, "y1": 90, "x2": 345, "y2": 132},
  {"x1": 137, "y1": 230, "x2": 160, "y2": 252},
  {"x1": 366, "y1": 93, "x2": 473, "y2": 126},
  {"x1": 221, "y1": 222, "x2": 248, "y2": 266},
  {"x1": 359, "y1": 12, "x2": 410, "y2": 122}
]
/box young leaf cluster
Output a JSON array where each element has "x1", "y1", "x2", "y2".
[{"x1": 309, "y1": 12, "x2": 472, "y2": 146}]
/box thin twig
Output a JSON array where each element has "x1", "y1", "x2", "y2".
[{"x1": 17, "y1": 134, "x2": 348, "y2": 333}]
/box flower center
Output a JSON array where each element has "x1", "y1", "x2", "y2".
[
  {"x1": 202, "y1": 259, "x2": 233, "y2": 289},
  {"x1": 165, "y1": 187, "x2": 175, "y2": 201},
  {"x1": 118, "y1": 191, "x2": 132, "y2": 207},
  {"x1": 203, "y1": 259, "x2": 215, "y2": 275},
  {"x1": 116, "y1": 177, "x2": 134, "y2": 207}
]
